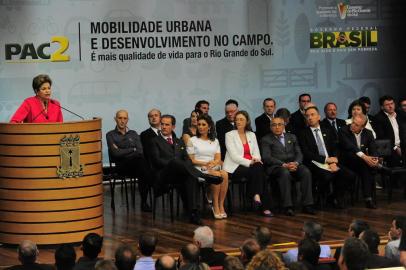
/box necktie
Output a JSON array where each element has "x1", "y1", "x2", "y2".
[
  {"x1": 167, "y1": 137, "x2": 173, "y2": 145},
  {"x1": 314, "y1": 129, "x2": 326, "y2": 156},
  {"x1": 332, "y1": 120, "x2": 337, "y2": 131},
  {"x1": 278, "y1": 135, "x2": 285, "y2": 146}
]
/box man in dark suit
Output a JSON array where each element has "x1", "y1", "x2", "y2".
[
  {"x1": 321, "y1": 102, "x2": 346, "y2": 142},
  {"x1": 182, "y1": 100, "x2": 209, "y2": 134},
  {"x1": 374, "y1": 95, "x2": 403, "y2": 167},
  {"x1": 150, "y1": 115, "x2": 206, "y2": 225},
  {"x1": 106, "y1": 110, "x2": 151, "y2": 212},
  {"x1": 298, "y1": 106, "x2": 355, "y2": 208},
  {"x1": 193, "y1": 226, "x2": 226, "y2": 267},
  {"x1": 140, "y1": 109, "x2": 161, "y2": 164},
  {"x1": 339, "y1": 114, "x2": 379, "y2": 208},
  {"x1": 290, "y1": 93, "x2": 312, "y2": 135},
  {"x1": 216, "y1": 99, "x2": 239, "y2": 160},
  {"x1": 255, "y1": 98, "x2": 276, "y2": 141},
  {"x1": 261, "y1": 117, "x2": 314, "y2": 216}
]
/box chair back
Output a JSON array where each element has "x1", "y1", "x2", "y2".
[{"x1": 374, "y1": 139, "x2": 392, "y2": 157}]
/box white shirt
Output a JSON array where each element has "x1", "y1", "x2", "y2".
[
  {"x1": 151, "y1": 126, "x2": 159, "y2": 135},
  {"x1": 384, "y1": 111, "x2": 401, "y2": 148},
  {"x1": 187, "y1": 137, "x2": 220, "y2": 171},
  {"x1": 353, "y1": 131, "x2": 365, "y2": 157},
  {"x1": 310, "y1": 126, "x2": 329, "y2": 161}
]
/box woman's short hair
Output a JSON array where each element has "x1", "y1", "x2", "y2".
[
  {"x1": 196, "y1": 114, "x2": 215, "y2": 141},
  {"x1": 234, "y1": 111, "x2": 252, "y2": 132},
  {"x1": 347, "y1": 100, "x2": 367, "y2": 118},
  {"x1": 32, "y1": 74, "x2": 52, "y2": 93}
]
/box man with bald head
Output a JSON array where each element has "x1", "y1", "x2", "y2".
[
  {"x1": 155, "y1": 255, "x2": 177, "y2": 270},
  {"x1": 106, "y1": 110, "x2": 151, "y2": 212},
  {"x1": 6, "y1": 240, "x2": 53, "y2": 270}
]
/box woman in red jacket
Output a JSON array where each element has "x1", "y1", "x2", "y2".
[{"x1": 10, "y1": 74, "x2": 63, "y2": 123}]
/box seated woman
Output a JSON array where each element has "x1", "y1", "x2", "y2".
[
  {"x1": 182, "y1": 109, "x2": 199, "y2": 145},
  {"x1": 187, "y1": 114, "x2": 229, "y2": 219},
  {"x1": 222, "y1": 111, "x2": 272, "y2": 217},
  {"x1": 346, "y1": 99, "x2": 376, "y2": 138},
  {"x1": 10, "y1": 74, "x2": 63, "y2": 123}
]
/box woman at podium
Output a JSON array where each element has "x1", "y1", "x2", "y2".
[{"x1": 10, "y1": 74, "x2": 63, "y2": 123}]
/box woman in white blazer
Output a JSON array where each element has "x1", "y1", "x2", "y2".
[{"x1": 223, "y1": 111, "x2": 272, "y2": 217}]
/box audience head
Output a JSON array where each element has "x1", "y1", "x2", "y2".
[
  {"x1": 399, "y1": 98, "x2": 406, "y2": 113},
  {"x1": 95, "y1": 259, "x2": 118, "y2": 270},
  {"x1": 359, "y1": 229, "x2": 380, "y2": 254},
  {"x1": 271, "y1": 117, "x2": 285, "y2": 136},
  {"x1": 190, "y1": 110, "x2": 200, "y2": 128},
  {"x1": 18, "y1": 240, "x2": 39, "y2": 265},
  {"x1": 138, "y1": 232, "x2": 158, "y2": 256},
  {"x1": 246, "y1": 250, "x2": 287, "y2": 270},
  {"x1": 114, "y1": 244, "x2": 136, "y2": 270},
  {"x1": 324, "y1": 102, "x2": 338, "y2": 120},
  {"x1": 339, "y1": 238, "x2": 369, "y2": 270},
  {"x1": 350, "y1": 114, "x2": 367, "y2": 134},
  {"x1": 82, "y1": 233, "x2": 103, "y2": 260},
  {"x1": 147, "y1": 109, "x2": 161, "y2": 128},
  {"x1": 302, "y1": 221, "x2": 323, "y2": 242},
  {"x1": 195, "y1": 100, "x2": 210, "y2": 114},
  {"x1": 347, "y1": 100, "x2": 367, "y2": 119},
  {"x1": 298, "y1": 238, "x2": 321, "y2": 266},
  {"x1": 196, "y1": 114, "x2": 215, "y2": 141},
  {"x1": 240, "y1": 238, "x2": 260, "y2": 265},
  {"x1": 275, "y1": 108, "x2": 291, "y2": 124},
  {"x1": 252, "y1": 226, "x2": 272, "y2": 250},
  {"x1": 32, "y1": 74, "x2": 52, "y2": 94},
  {"x1": 234, "y1": 110, "x2": 252, "y2": 132},
  {"x1": 180, "y1": 243, "x2": 200, "y2": 266},
  {"x1": 225, "y1": 99, "x2": 239, "y2": 122},
  {"x1": 390, "y1": 216, "x2": 405, "y2": 240},
  {"x1": 298, "y1": 93, "x2": 312, "y2": 110},
  {"x1": 263, "y1": 98, "x2": 276, "y2": 117},
  {"x1": 155, "y1": 255, "x2": 177, "y2": 270},
  {"x1": 358, "y1": 96, "x2": 371, "y2": 113},
  {"x1": 160, "y1": 114, "x2": 176, "y2": 136},
  {"x1": 348, "y1": 220, "x2": 369, "y2": 238},
  {"x1": 55, "y1": 244, "x2": 76, "y2": 270},
  {"x1": 223, "y1": 256, "x2": 244, "y2": 270},
  {"x1": 193, "y1": 226, "x2": 214, "y2": 248},
  {"x1": 114, "y1": 110, "x2": 129, "y2": 131},
  {"x1": 304, "y1": 106, "x2": 320, "y2": 127},
  {"x1": 379, "y1": 95, "x2": 396, "y2": 114}
]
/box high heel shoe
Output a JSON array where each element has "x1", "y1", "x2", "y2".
[
  {"x1": 220, "y1": 212, "x2": 227, "y2": 219},
  {"x1": 212, "y1": 206, "x2": 223, "y2": 219}
]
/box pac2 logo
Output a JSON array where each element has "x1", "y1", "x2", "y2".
[{"x1": 5, "y1": 36, "x2": 70, "y2": 62}]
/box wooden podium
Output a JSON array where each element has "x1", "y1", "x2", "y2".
[{"x1": 0, "y1": 119, "x2": 103, "y2": 245}]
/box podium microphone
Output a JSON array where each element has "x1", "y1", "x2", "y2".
[{"x1": 50, "y1": 100, "x2": 85, "y2": 120}]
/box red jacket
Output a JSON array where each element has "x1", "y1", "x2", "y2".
[{"x1": 10, "y1": 96, "x2": 63, "y2": 123}]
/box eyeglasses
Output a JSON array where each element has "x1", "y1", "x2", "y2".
[{"x1": 271, "y1": 123, "x2": 285, "y2": 127}]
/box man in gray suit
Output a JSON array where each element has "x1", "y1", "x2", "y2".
[{"x1": 260, "y1": 117, "x2": 315, "y2": 216}]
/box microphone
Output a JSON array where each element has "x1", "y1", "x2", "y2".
[
  {"x1": 31, "y1": 103, "x2": 48, "y2": 122},
  {"x1": 50, "y1": 99, "x2": 85, "y2": 120}
]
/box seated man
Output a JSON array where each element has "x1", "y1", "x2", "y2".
[
  {"x1": 114, "y1": 244, "x2": 136, "y2": 270},
  {"x1": 239, "y1": 238, "x2": 260, "y2": 267},
  {"x1": 140, "y1": 108, "x2": 161, "y2": 164},
  {"x1": 261, "y1": 116, "x2": 314, "y2": 216},
  {"x1": 338, "y1": 238, "x2": 369, "y2": 270},
  {"x1": 155, "y1": 255, "x2": 177, "y2": 270},
  {"x1": 338, "y1": 114, "x2": 379, "y2": 209},
  {"x1": 284, "y1": 221, "x2": 331, "y2": 264},
  {"x1": 385, "y1": 216, "x2": 406, "y2": 261},
  {"x1": 193, "y1": 226, "x2": 226, "y2": 267},
  {"x1": 134, "y1": 232, "x2": 157, "y2": 270},
  {"x1": 360, "y1": 229, "x2": 401, "y2": 269},
  {"x1": 106, "y1": 110, "x2": 151, "y2": 212},
  {"x1": 296, "y1": 238, "x2": 321, "y2": 270},
  {"x1": 6, "y1": 240, "x2": 54, "y2": 270},
  {"x1": 150, "y1": 114, "x2": 213, "y2": 225},
  {"x1": 74, "y1": 233, "x2": 103, "y2": 270},
  {"x1": 298, "y1": 106, "x2": 356, "y2": 208},
  {"x1": 252, "y1": 226, "x2": 272, "y2": 250}
]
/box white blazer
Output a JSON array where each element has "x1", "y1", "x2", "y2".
[{"x1": 223, "y1": 130, "x2": 261, "y2": 173}]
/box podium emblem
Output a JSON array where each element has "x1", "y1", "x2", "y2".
[{"x1": 57, "y1": 135, "x2": 84, "y2": 178}]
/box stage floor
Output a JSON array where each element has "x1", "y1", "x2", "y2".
[{"x1": 0, "y1": 185, "x2": 405, "y2": 268}]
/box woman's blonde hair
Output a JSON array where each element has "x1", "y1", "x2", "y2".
[{"x1": 246, "y1": 250, "x2": 287, "y2": 270}]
